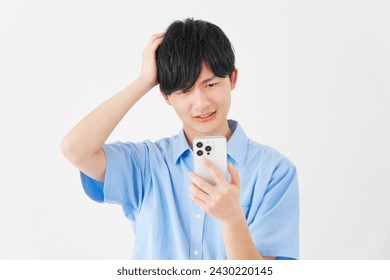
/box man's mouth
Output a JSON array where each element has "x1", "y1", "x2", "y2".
[
  {"x1": 196, "y1": 111, "x2": 215, "y2": 118},
  {"x1": 194, "y1": 111, "x2": 216, "y2": 121}
]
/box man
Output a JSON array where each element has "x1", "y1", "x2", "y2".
[{"x1": 61, "y1": 18, "x2": 299, "y2": 260}]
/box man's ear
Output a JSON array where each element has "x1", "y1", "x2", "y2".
[
  {"x1": 159, "y1": 86, "x2": 171, "y2": 105},
  {"x1": 230, "y1": 67, "x2": 238, "y2": 90}
]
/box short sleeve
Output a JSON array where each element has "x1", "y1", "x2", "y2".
[
  {"x1": 249, "y1": 164, "x2": 300, "y2": 260},
  {"x1": 80, "y1": 141, "x2": 149, "y2": 221}
]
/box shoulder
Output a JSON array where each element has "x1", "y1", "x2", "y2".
[
  {"x1": 246, "y1": 138, "x2": 296, "y2": 172},
  {"x1": 229, "y1": 120, "x2": 296, "y2": 172},
  {"x1": 245, "y1": 139, "x2": 299, "y2": 198},
  {"x1": 153, "y1": 135, "x2": 177, "y2": 150}
]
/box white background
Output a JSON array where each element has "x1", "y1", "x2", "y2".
[{"x1": 1, "y1": 0, "x2": 389, "y2": 259}]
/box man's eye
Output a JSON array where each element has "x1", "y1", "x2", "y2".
[{"x1": 207, "y1": 82, "x2": 218, "y2": 88}]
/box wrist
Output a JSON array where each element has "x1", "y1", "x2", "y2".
[
  {"x1": 135, "y1": 75, "x2": 157, "y2": 92},
  {"x1": 127, "y1": 77, "x2": 154, "y2": 97},
  {"x1": 220, "y1": 208, "x2": 246, "y2": 228}
]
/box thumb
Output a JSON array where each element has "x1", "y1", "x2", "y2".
[{"x1": 228, "y1": 163, "x2": 240, "y2": 187}]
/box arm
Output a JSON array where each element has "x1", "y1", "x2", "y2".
[
  {"x1": 61, "y1": 33, "x2": 164, "y2": 181},
  {"x1": 189, "y1": 160, "x2": 275, "y2": 260}
]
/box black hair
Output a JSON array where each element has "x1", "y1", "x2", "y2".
[{"x1": 156, "y1": 18, "x2": 235, "y2": 95}]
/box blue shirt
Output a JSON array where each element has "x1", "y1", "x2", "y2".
[{"x1": 80, "y1": 120, "x2": 299, "y2": 260}]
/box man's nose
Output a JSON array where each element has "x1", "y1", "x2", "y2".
[{"x1": 192, "y1": 87, "x2": 211, "y2": 109}]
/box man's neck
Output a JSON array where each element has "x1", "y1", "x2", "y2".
[{"x1": 184, "y1": 124, "x2": 232, "y2": 150}]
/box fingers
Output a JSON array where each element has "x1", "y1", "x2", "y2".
[
  {"x1": 188, "y1": 173, "x2": 213, "y2": 211},
  {"x1": 148, "y1": 33, "x2": 165, "y2": 50},
  {"x1": 228, "y1": 163, "x2": 240, "y2": 187},
  {"x1": 189, "y1": 163, "x2": 242, "y2": 222},
  {"x1": 189, "y1": 192, "x2": 208, "y2": 210},
  {"x1": 188, "y1": 172, "x2": 214, "y2": 195},
  {"x1": 201, "y1": 158, "x2": 227, "y2": 185},
  {"x1": 148, "y1": 33, "x2": 164, "y2": 44},
  {"x1": 139, "y1": 33, "x2": 164, "y2": 87},
  {"x1": 189, "y1": 183, "x2": 209, "y2": 203}
]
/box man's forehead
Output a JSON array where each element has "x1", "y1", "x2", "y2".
[{"x1": 197, "y1": 62, "x2": 217, "y2": 84}]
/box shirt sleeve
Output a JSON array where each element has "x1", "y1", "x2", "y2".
[
  {"x1": 249, "y1": 163, "x2": 300, "y2": 260},
  {"x1": 80, "y1": 141, "x2": 150, "y2": 221}
]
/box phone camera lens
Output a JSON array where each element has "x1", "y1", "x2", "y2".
[
  {"x1": 197, "y1": 150, "x2": 203, "y2": 156},
  {"x1": 205, "y1": 146, "x2": 212, "y2": 152},
  {"x1": 196, "y1": 142, "x2": 203, "y2": 148}
]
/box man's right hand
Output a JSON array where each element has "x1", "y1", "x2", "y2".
[{"x1": 138, "y1": 33, "x2": 164, "y2": 90}]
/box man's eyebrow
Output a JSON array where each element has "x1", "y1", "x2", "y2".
[{"x1": 200, "y1": 75, "x2": 217, "y2": 84}]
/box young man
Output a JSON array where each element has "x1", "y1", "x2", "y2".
[{"x1": 61, "y1": 18, "x2": 299, "y2": 260}]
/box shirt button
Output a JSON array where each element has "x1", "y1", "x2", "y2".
[
  {"x1": 195, "y1": 214, "x2": 201, "y2": 219},
  {"x1": 193, "y1": 250, "x2": 199, "y2": 256}
]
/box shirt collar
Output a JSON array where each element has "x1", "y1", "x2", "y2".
[
  {"x1": 172, "y1": 119, "x2": 248, "y2": 165},
  {"x1": 172, "y1": 128, "x2": 191, "y2": 164},
  {"x1": 226, "y1": 120, "x2": 248, "y2": 165}
]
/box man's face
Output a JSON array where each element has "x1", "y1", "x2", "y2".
[{"x1": 162, "y1": 61, "x2": 238, "y2": 144}]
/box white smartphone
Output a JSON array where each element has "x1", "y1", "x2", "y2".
[{"x1": 193, "y1": 136, "x2": 227, "y2": 185}]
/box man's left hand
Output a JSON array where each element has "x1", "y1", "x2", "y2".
[{"x1": 188, "y1": 159, "x2": 244, "y2": 225}]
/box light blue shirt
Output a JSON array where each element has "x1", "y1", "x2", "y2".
[{"x1": 80, "y1": 120, "x2": 299, "y2": 260}]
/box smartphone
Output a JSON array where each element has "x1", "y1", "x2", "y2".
[{"x1": 193, "y1": 136, "x2": 227, "y2": 185}]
